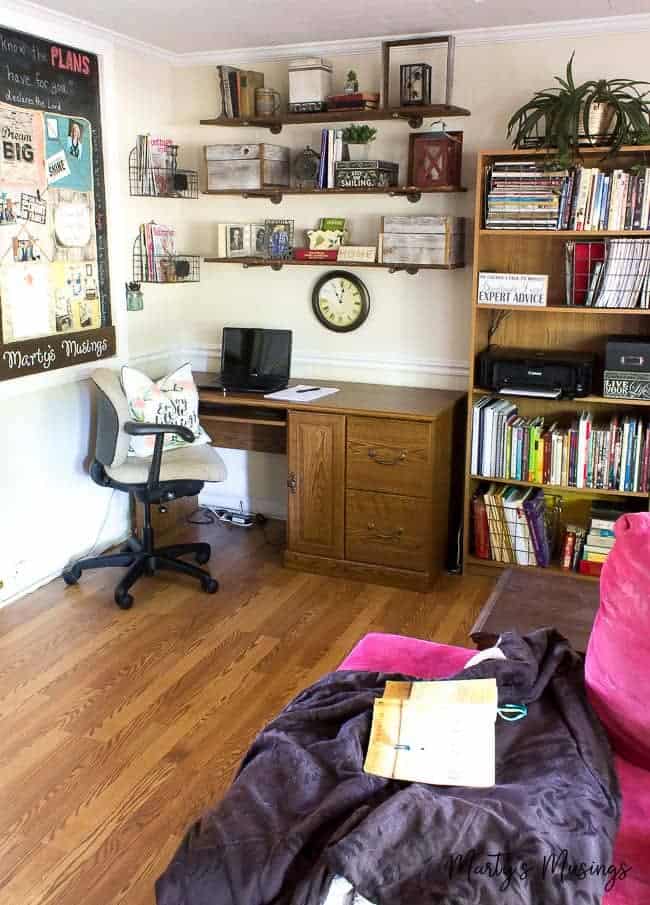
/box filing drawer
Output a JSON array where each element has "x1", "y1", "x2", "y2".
[
  {"x1": 346, "y1": 416, "x2": 432, "y2": 498},
  {"x1": 346, "y1": 490, "x2": 432, "y2": 572}
]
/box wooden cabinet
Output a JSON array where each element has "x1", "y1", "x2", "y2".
[
  {"x1": 198, "y1": 377, "x2": 462, "y2": 591},
  {"x1": 287, "y1": 411, "x2": 345, "y2": 559}
]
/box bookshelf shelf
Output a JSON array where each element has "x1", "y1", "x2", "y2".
[
  {"x1": 204, "y1": 257, "x2": 460, "y2": 273},
  {"x1": 469, "y1": 474, "x2": 648, "y2": 499},
  {"x1": 472, "y1": 387, "x2": 650, "y2": 408},
  {"x1": 200, "y1": 104, "x2": 471, "y2": 134},
  {"x1": 465, "y1": 555, "x2": 599, "y2": 582},
  {"x1": 479, "y1": 229, "x2": 650, "y2": 238},
  {"x1": 464, "y1": 146, "x2": 650, "y2": 583},
  {"x1": 476, "y1": 304, "x2": 650, "y2": 315}
]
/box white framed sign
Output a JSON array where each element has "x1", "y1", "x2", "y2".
[{"x1": 478, "y1": 272, "x2": 549, "y2": 307}]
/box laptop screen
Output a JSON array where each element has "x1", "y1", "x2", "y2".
[{"x1": 221, "y1": 328, "x2": 292, "y2": 389}]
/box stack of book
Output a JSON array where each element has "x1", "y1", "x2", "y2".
[
  {"x1": 560, "y1": 501, "x2": 625, "y2": 577},
  {"x1": 327, "y1": 92, "x2": 379, "y2": 111},
  {"x1": 472, "y1": 396, "x2": 650, "y2": 493},
  {"x1": 216, "y1": 66, "x2": 264, "y2": 118},
  {"x1": 485, "y1": 162, "x2": 650, "y2": 231},
  {"x1": 138, "y1": 222, "x2": 176, "y2": 282},
  {"x1": 472, "y1": 483, "x2": 550, "y2": 567},
  {"x1": 317, "y1": 129, "x2": 344, "y2": 188},
  {"x1": 485, "y1": 160, "x2": 567, "y2": 229}
]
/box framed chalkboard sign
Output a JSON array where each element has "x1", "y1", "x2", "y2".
[{"x1": 0, "y1": 24, "x2": 115, "y2": 381}]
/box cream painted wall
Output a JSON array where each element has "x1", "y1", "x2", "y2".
[{"x1": 166, "y1": 28, "x2": 650, "y2": 516}]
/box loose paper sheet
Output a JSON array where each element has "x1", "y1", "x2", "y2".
[
  {"x1": 264, "y1": 385, "x2": 340, "y2": 402},
  {"x1": 364, "y1": 678, "x2": 498, "y2": 788}
]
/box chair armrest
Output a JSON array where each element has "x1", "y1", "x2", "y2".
[
  {"x1": 124, "y1": 421, "x2": 195, "y2": 443},
  {"x1": 124, "y1": 421, "x2": 196, "y2": 489}
]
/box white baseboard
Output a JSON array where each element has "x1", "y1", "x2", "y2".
[{"x1": 199, "y1": 487, "x2": 287, "y2": 520}]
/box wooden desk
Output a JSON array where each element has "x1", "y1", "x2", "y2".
[{"x1": 197, "y1": 376, "x2": 464, "y2": 591}]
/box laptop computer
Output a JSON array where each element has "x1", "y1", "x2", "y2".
[{"x1": 206, "y1": 327, "x2": 292, "y2": 393}]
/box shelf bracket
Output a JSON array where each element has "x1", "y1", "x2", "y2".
[
  {"x1": 388, "y1": 265, "x2": 420, "y2": 275},
  {"x1": 388, "y1": 189, "x2": 422, "y2": 203},
  {"x1": 242, "y1": 191, "x2": 283, "y2": 204},
  {"x1": 269, "y1": 124, "x2": 283, "y2": 135}
]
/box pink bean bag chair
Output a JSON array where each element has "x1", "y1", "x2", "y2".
[{"x1": 339, "y1": 512, "x2": 650, "y2": 905}]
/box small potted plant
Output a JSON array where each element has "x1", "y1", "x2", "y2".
[
  {"x1": 342, "y1": 124, "x2": 377, "y2": 161},
  {"x1": 507, "y1": 53, "x2": 650, "y2": 167},
  {"x1": 344, "y1": 70, "x2": 359, "y2": 95}
]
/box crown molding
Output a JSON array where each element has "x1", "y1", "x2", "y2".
[
  {"x1": 174, "y1": 13, "x2": 650, "y2": 66},
  {"x1": 4, "y1": 3, "x2": 650, "y2": 67},
  {"x1": 0, "y1": 0, "x2": 177, "y2": 62}
]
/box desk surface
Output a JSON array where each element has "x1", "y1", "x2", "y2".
[{"x1": 197, "y1": 374, "x2": 464, "y2": 421}]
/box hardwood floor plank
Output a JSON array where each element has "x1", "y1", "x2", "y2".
[{"x1": 0, "y1": 520, "x2": 494, "y2": 905}]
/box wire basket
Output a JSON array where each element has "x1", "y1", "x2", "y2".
[
  {"x1": 132, "y1": 238, "x2": 200, "y2": 283},
  {"x1": 128, "y1": 147, "x2": 198, "y2": 199}
]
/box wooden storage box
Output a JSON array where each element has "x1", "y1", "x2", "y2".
[
  {"x1": 380, "y1": 216, "x2": 465, "y2": 267},
  {"x1": 205, "y1": 144, "x2": 290, "y2": 191}
]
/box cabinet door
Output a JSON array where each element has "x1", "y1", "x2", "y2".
[{"x1": 287, "y1": 411, "x2": 345, "y2": 559}]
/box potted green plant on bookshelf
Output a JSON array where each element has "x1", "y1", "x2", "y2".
[
  {"x1": 342, "y1": 124, "x2": 377, "y2": 161},
  {"x1": 507, "y1": 53, "x2": 650, "y2": 167}
]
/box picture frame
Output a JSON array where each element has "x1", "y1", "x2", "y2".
[
  {"x1": 381, "y1": 35, "x2": 455, "y2": 109},
  {"x1": 407, "y1": 131, "x2": 463, "y2": 189},
  {"x1": 226, "y1": 223, "x2": 250, "y2": 258},
  {"x1": 265, "y1": 219, "x2": 294, "y2": 260},
  {"x1": 251, "y1": 223, "x2": 266, "y2": 258}
]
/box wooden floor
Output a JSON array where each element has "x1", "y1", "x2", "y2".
[{"x1": 0, "y1": 519, "x2": 494, "y2": 905}]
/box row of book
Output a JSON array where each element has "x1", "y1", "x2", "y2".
[
  {"x1": 566, "y1": 238, "x2": 650, "y2": 308},
  {"x1": 133, "y1": 135, "x2": 176, "y2": 196},
  {"x1": 317, "y1": 129, "x2": 344, "y2": 188},
  {"x1": 137, "y1": 222, "x2": 176, "y2": 282},
  {"x1": 559, "y1": 503, "x2": 622, "y2": 577},
  {"x1": 216, "y1": 66, "x2": 264, "y2": 118},
  {"x1": 485, "y1": 160, "x2": 650, "y2": 231},
  {"x1": 472, "y1": 484, "x2": 550, "y2": 567},
  {"x1": 472, "y1": 396, "x2": 650, "y2": 493}
]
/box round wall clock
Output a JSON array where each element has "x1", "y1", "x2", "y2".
[{"x1": 311, "y1": 270, "x2": 370, "y2": 332}]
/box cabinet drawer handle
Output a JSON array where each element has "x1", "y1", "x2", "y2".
[
  {"x1": 368, "y1": 448, "x2": 407, "y2": 465},
  {"x1": 287, "y1": 472, "x2": 297, "y2": 494},
  {"x1": 367, "y1": 522, "x2": 404, "y2": 542}
]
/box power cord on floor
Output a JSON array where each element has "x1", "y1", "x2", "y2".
[{"x1": 185, "y1": 505, "x2": 285, "y2": 549}]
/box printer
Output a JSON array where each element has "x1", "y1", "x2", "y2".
[{"x1": 478, "y1": 346, "x2": 595, "y2": 399}]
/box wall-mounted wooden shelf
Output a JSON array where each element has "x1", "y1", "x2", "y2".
[
  {"x1": 204, "y1": 256, "x2": 461, "y2": 273},
  {"x1": 200, "y1": 104, "x2": 471, "y2": 134},
  {"x1": 203, "y1": 185, "x2": 467, "y2": 204}
]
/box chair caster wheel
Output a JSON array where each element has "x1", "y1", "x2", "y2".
[
  {"x1": 115, "y1": 589, "x2": 134, "y2": 610},
  {"x1": 62, "y1": 567, "x2": 81, "y2": 586},
  {"x1": 196, "y1": 550, "x2": 210, "y2": 565},
  {"x1": 201, "y1": 577, "x2": 219, "y2": 594}
]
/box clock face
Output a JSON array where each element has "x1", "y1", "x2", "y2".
[{"x1": 312, "y1": 271, "x2": 370, "y2": 332}]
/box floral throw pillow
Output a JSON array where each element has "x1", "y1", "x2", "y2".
[{"x1": 121, "y1": 363, "x2": 210, "y2": 458}]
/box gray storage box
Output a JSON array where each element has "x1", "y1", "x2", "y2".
[{"x1": 205, "y1": 143, "x2": 290, "y2": 191}]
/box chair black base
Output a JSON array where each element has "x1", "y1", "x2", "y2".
[{"x1": 62, "y1": 507, "x2": 219, "y2": 610}]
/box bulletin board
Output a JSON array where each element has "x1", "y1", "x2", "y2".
[{"x1": 0, "y1": 24, "x2": 115, "y2": 381}]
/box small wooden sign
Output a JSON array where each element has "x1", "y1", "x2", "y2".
[{"x1": 0, "y1": 326, "x2": 116, "y2": 382}]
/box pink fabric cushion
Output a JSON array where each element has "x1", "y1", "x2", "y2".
[
  {"x1": 605, "y1": 755, "x2": 650, "y2": 905},
  {"x1": 585, "y1": 512, "x2": 650, "y2": 770},
  {"x1": 338, "y1": 631, "x2": 474, "y2": 678}
]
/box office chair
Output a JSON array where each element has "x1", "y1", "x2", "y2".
[{"x1": 63, "y1": 368, "x2": 227, "y2": 610}]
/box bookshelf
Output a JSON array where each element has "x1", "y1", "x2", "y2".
[{"x1": 464, "y1": 145, "x2": 650, "y2": 581}]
